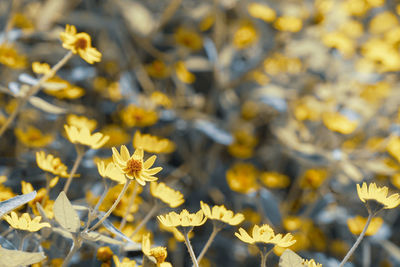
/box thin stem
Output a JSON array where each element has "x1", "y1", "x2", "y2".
[
  {"x1": 339, "y1": 213, "x2": 373, "y2": 267},
  {"x1": 62, "y1": 237, "x2": 82, "y2": 267},
  {"x1": 196, "y1": 224, "x2": 220, "y2": 263},
  {"x1": 260, "y1": 252, "x2": 267, "y2": 267},
  {"x1": 63, "y1": 146, "x2": 85, "y2": 195},
  {"x1": 0, "y1": 51, "x2": 73, "y2": 138},
  {"x1": 119, "y1": 182, "x2": 138, "y2": 230},
  {"x1": 129, "y1": 203, "x2": 159, "y2": 238},
  {"x1": 89, "y1": 180, "x2": 131, "y2": 232},
  {"x1": 184, "y1": 231, "x2": 199, "y2": 267},
  {"x1": 85, "y1": 185, "x2": 110, "y2": 231},
  {"x1": 19, "y1": 232, "x2": 31, "y2": 250}
]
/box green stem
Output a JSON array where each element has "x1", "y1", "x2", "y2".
[
  {"x1": 119, "y1": 182, "x2": 138, "y2": 230},
  {"x1": 63, "y1": 146, "x2": 84, "y2": 195},
  {"x1": 89, "y1": 180, "x2": 131, "y2": 232},
  {"x1": 129, "y1": 203, "x2": 159, "y2": 238},
  {"x1": 196, "y1": 224, "x2": 220, "y2": 263},
  {"x1": 339, "y1": 213, "x2": 373, "y2": 267},
  {"x1": 184, "y1": 231, "x2": 199, "y2": 267}
]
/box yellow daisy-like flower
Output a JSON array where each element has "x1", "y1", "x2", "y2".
[
  {"x1": 36, "y1": 151, "x2": 69, "y2": 178},
  {"x1": 64, "y1": 124, "x2": 109, "y2": 149},
  {"x1": 233, "y1": 21, "x2": 258, "y2": 49},
  {"x1": 357, "y1": 182, "x2": 400, "y2": 213},
  {"x1": 260, "y1": 172, "x2": 290, "y2": 189},
  {"x1": 60, "y1": 24, "x2": 101, "y2": 64},
  {"x1": 120, "y1": 105, "x2": 158, "y2": 128},
  {"x1": 150, "y1": 91, "x2": 172, "y2": 109},
  {"x1": 322, "y1": 112, "x2": 358, "y2": 135},
  {"x1": 113, "y1": 256, "x2": 137, "y2": 267},
  {"x1": 274, "y1": 16, "x2": 303, "y2": 32},
  {"x1": 157, "y1": 209, "x2": 207, "y2": 232},
  {"x1": 247, "y1": 3, "x2": 276, "y2": 22},
  {"x1": 97, "y1": 161, "x2": 126, "y2": 184},
  {"x1": 303, "y1": 259, "x2": 323, "y2": 267},
  {"x1": 145, "y1": 60, "x2": 171, "y2": 79},
  {"x1": 66, "y1": 114, "x2": 97, "y2": 132},
  {"x1": 133, "y1": 131, "x2": 175, "y2": 154},
  {"x1": 347, "y1": 215, "x2": 383, "y2": 236},
  {"x1": 235, "y1": 224, "x2": 296, "y2": 250},
  {"x1": 96, "y1": 246, "x2": 113, "y2": 262},
  {"x1": 175, "y1": 61, "x2": 196, "y2": 84},
  {"x1": 150, "y1": 182, "x2": 184, "y2": 208},
  {"x1": 15, "y1": 126, "x2": 54, "y2": 148},
  {"x1": 0, "y1": 44, "x2": 27, "y2": 69},
  {"x1": 112, "y1": 145, "x2": 162, "y2": 186},
  {"x1": 142, "y1": 233, "x2": 168, "y2": 265},
  {"x1": 226, "y1": 163, "x2": 259, "y2": 194},
  {"x1": 200, "y1": 201, "x2": 244, "y2": 226},
  {"x1": 174, "y1": 27, "x2": 203, "y2": 51},
  {"x1": 4, "y1": 211, "x2": 50, "y2": 232}
]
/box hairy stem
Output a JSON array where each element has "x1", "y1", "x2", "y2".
[
  {"x1": 184, "y1": 231, "x2": 199, "y2": 267},
  {"x1": 89, "y1": 180, "x2": 131, "y2": 232},
  {"x1": 63, "y1": 146, "x2": 84, "y2": 195},
  {"x1": 339, "y1": 213, "x2": 373, "y2": 267},
  {"x1": 119, "y1": 182, "x2": 138, "y2": 230},
  {"x1": 196, "y1": 224, "x2": 220, "y2": 263}
]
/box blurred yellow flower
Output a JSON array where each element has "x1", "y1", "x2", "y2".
[
  {"x1": 36, "y1": 151, "x2": 69, "y2": 178},
  {"x1": 235, "y1": 224, "x2": 296, "y2": 249},
  {"x1": 322, "y1": 112, "x2": 358, "y2": 134},
  {"x1": 15, "y1": 126, "x2": 54, "y2": 148},
  {"x1": 274, "y1": 16, "x2": 302, "y2": 32},
  {"x1": 175, "y1": 27, "x2": 203, "y2": 51},
  {"x1": 200, "y1": 201, "x2": 244, "y2": 226},
  {"x1": 226, "y1": 163, "x2": 259, "y2": 194},
  {"x1": 43, "y1": 77, "x2": 85, "y2": 99},
  {"x1": 113, "y1": 256, "x2": 137, "y2": 267},
  {"x1": 247, "y1": 3, "x2": 276, "y2": 22},
  {"x1": 4, "y1": 211, "x2": 50, "y2": 232},
  {"x1": 112, "y1": 145, "x2": 162, "y2": 185},
  {"x1": 303, "y1": 259, "x2": 323, "y2": 267},
  {"x1": 347, "y1": 216, "x2": 383, "y2": 236},
  {"x1": 387, "y1": 136, "x2": 400, "y2": 163},
  {"x1": 142, "y1": 233, "x2": 168, "y2": 265},
  {"x1": 96, "y1": 246, "x2": 113, "y2": 262},
  {"x1": 228, "y1": 130, "x2": 258, "y2": 158},
  {"x1": 145, "y1": 60, "x2": 171, "y2": 79},
  {"x1": 101, "y1": 125, "x2": 130, "y2": 148},
  {"x1": 233, "y1": 21, "x2": 258, "y2": 49},
  {"x1": 299, "y1": 169, "x2": 328, "y2": 189},
  {"x1": 120, "y1": 105, "x2": 158, "y2": 127},
  {"x1": 60, "y1": 24, "x2": 101, "y2": 64},
  {"x1": 97, "y1": 161, "x2": 126, "y2": 184},
  {"x1": 369, "y1": 11, "x2": 398, "y2": 34},
  {"x1": 175, "y1": 61, "x2": 196, "y2": 84},
  {"x1": 322, "y1": 32, "x2": 355, "y2": 57},
  {"x1": 150, "y1": 182, "x2": 184, "y2": 208},
  {"x1": 32, "y1": 62, "x2": 51, "y2": 75},
  {"x1": 158, "y1": 209, "x2": 207, "y2": 230},
  {"x1": 151, "y1": 91, "x2": 173, "y2": 109},
  {"x1": 391, "y1": 173, "x2": 400, "y2": 189},
  {"x1": 133, "y1": 131, "x2": 175, "y2": 154},
  {"x1": 64, "y1": 124, "x2": 109, "y2": 149},
  {"x1": 341, "y1": 0, "x2": 370, "y2": 16},
  {"x1": 260, "y1": 172, "x2": 290, "y2": 189},
  {"x1": 0, "y1": 44, "x2": 27, "y2": 69},
  {"x1": 11, "y1": 13, "x2": 34, "y2": 31},
  {"x1": 340, "y1": 20, "x2": 364, "y2": 39},
  {"x1": 66, "y1": 114, "x2": 97, "y2": 132},
  {"x1": 357, "y1": 182, "x2": 400, "y2": 213}
]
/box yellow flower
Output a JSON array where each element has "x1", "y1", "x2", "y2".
[
  {"x1": 4, "y1": 211, "x2": 50, "y2": 232},
  {"x1": 15, "y1": 126, "x2": 54, "y2": 148},
  {"x1": 96, "y1": 246, "x2": 113, "y2": 262},
  {"x1": 387, "y1": 136, "x2": 400, "y2": 163},
  {"x1": 0, "y1": 44, "x2": 27, "y2": 69},
  {"x1": 174, "y1": 27, "x2": 203, "y2": 51},
  {"x1": 299, "y1": 169, "x2": 328, "y2": 189},
  {"x1": 369, "y1": 11, "x2": 398, "y2": 35},
  {"x1": 142, "y1": 233, "x2": 168, "y2": 265},
  {"x1": 151, "y1": 91, "x2": 173, "y2": 109},
  {"x1": 64, "y1": 124, "x2": 109, "y2": 149},
  {"x1": 97, "y1": 161, "x2": 126, "y2": 184},
  {"x1": 233, "y1": 21, "x2": 258, "y2": 49},
  {"x1": 322, "y1": 112, "x2": 358, "y2": 134},
  {"x1": 11, "y1": 13, "x2": 34, "y2": 31},
  {"x1": 226, "y1": 163, "x2": 259, "y2": 194},
  {"x1": 158, "y1": 209, "x2": 207, "y2": 231},
  {"x1": 228, "y1": 130, "x2": 258, "y2": 158},
  {"x1": 175, "y1": 61, "x2": 196, "y2": 84},
  {"x1": 101, "y1": 125, "x2": 130, "y2": 148},
  {"x1": 150, "y1": 182, "x2": 184, "y2": 208},
  {"x1": 60, "y1": 24, "x2": 101, "y2": 64},
  {"x1": 247, "y1": 3, "x2": 276, "y2": 22},
  {"x1": 113, "y1": 256, "x2": 137, "y2": 267},
  {"x1": 36, "y1": 151, "x2": 69, "y2": 178},
  {"x1": 235, "y1": 224, "x2": 296, "y2": 249},
  {"x1": 274, "y1": 16, "x2": 302, "y2": 32},
  {"x1": 303, "y1": 259, "x2": 323, "y2": 267},
  {"x1": 200, "y1": 201, "x2": 244, "y2": 226},
  {"x1": 322, "y1": 32, "x2": 355, "y2": 58},
  {"x1": 43, "y1": 77, "x2": 85, "y2": 99},
  {"x1": 145, "y1": 60, "x2": 171, "y2": 79},
  {"x1": 32, "y1": 62, "x2": 51, "y2": 75},
  {"x1": 357, "y1": 182, "x2": 400, "y2": 213},
  {"x1": 347, "y1": 216, "x2": 383, "y2": 236},
  {"x1": 112, "y1": 145, "x2": 162, "y2": 186},
  {"x1": 260, "y1": 172, "x2": 290, "y2": 189},
  {"x1": 133, "y1": 131, "x2": 175, "y2": 154},
  {"x1": 66, "y1": 114, "x2": 97, "y2": 132},
  {"x1": 120, "y1": 105, "x2": 158, "y2": 128}
]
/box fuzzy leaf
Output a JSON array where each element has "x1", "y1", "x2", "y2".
[
  {"x1": 0, "y1": 191, "x2": 37, "y2": 218},
  {"x1": 0, "y1": 246, "x2": 46, "y2": 267},
  {"x1": 53, "y1": 192, "x2": 80, "y2": 233},
  {"x1": 81, "y1": 232, "x2": 124, "y2": 245}
]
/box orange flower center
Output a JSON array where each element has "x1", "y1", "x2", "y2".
[
  {"x1": 125, "y1": 158, "x2": 142, "y2": 176},
  {"x1": 76, "y1": 37, "x2": 88, "y2": 50}
]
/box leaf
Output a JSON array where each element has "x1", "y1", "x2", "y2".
[
  {"x1": 0, "y1": 246, "x2": 46, "y2": 267},
  {"x1": 28, "y1": 96, "x2": 66, "y2": 114},
  {"x1": 53, "y1": 227, "x2": 73, "y2": 240},
  {"x1": 0, "y1": 191, "x2": 37, "y2": 218},
  {"x1": 53, "y1": 192, "x2": 80, "y2": 233},
  {"x1": 81, "y1": 232, "x2": 124, "y2": 245},
  {"x1": 279, "y1": 249, "x2": 305, "y2": 267}
]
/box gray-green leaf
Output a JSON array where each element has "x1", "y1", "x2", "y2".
[
  {"x1": 0, "y1": 246, "x2": 46, "y2": 267},
  {"x1": 53, "y1": 192, "x2": 80, "y2": 233}
]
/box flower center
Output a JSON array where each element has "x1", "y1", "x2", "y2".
[
  {"x1": 125, "y1": 158, "x2": 142, "y2": 176},
  {"x1": 76, "y1": 37, "x2": 88, "y2": 50}
]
